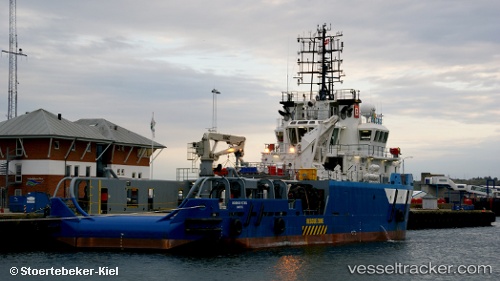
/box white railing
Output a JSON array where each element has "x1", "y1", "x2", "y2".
[
  {"x1": 263, "y1": 142, "x2": 395, "y2": 159},
  {"x1": 281, "y1": 89, "x2": 358, "y2": 102}
]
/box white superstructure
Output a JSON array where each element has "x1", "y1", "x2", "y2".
[{"x1": 260, "y1": 24, "x2": 403, "y2": 182}]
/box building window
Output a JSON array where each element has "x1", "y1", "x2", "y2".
[
  {"x1": 54, "y1": 141, "x2": 60, "y2": 149},
  {"x1": 138, "y1": 172, "x2": 142, "y2": 179},
  {"x1": 117, "y1": 145, "x2": 125, "y2": 151},
  {"x1": 137, "y1": 148, "x2": 153, "y2": 157},
  {"x1": 14, "y1": 189, "x2": 22, "y2": 196},
  {"x1": 86, "y1": 166, "x2": 91, "y2": 177},
  {"x1": 71, "y1": 142, "x2": 76, "y2": 151},
  {"x1": 15, "y1": 164, "x2": 22, "y2": 183},
  {"x1": 74, "y1": 166, "x2": 80, "y2": 177},
  {"x1": 86, "y1": 143, "x2": 91, "y2": 152},
  {"x1": 132, "y1": 172, "x2": 136, "y2": 178},
  {"x1": 65, "y1": 165, "x2": 71, "y2": 177},
  {"x1": 16, "y1": 139, "x2": 23, "y2": 156}
]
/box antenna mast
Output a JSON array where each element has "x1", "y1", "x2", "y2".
[
  {"x1": 2, "y1": 0, "x2": 27, "y2": 120},
  {"x1": 296, "y1": 23, "x2": 344, "y2": 101}
]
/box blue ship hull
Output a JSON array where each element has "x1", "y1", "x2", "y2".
[
  {"x1": 50, "y1": 174, "x2": 413, "y2": 250},
  {"x1": 47, "y1": 23, "x2": 414, "y2": 251}
]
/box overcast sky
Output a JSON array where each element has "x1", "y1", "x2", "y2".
[{"x1": 1, "y1": 1, "x2": 499, "y2": 181}]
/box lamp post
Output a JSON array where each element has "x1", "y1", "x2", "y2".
[
  {"x1": 210, "y1": 89, "x2": 221, "y2": 132},
  {"x1": 402, "y1": 156, "x2": 413, "y2": 174}
]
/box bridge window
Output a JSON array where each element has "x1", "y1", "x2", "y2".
[
  {"x1": 298, "y1": 127, "x2": 308, "y2": 141},
  {"x1": 288, "y1": 128, "x2": 298, "y2": 145},
  {"x1": 383, "y1": 132, "x2": 389, "y2": 143},
  {"x1": 275, "y1": 131, "x2": 283, "y2": 142},
  {"x1": 330, "y1": 128, "x2": 340, "y2": 145},
  {"x1": 359, "y1": 130, "x2": 372, "y2": 141}
]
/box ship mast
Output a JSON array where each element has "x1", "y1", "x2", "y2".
[
  {"x1": 319, "y1": 25, "x2": 328, "y2": 100},
  {"x1": 296, "y1": 24, "x2": 344, "y2": 101}
]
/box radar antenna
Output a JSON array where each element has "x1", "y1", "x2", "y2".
[{"x1": 296, "y1": 23, "x2": 344, "y2": 101}]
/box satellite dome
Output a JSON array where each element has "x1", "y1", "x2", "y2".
[{"x1": 360, "y1": 103, "x2": 376, "y2": 119}]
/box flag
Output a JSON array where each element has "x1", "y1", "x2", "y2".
[{"x1": 150, "y1": 112, "x2": 156, "y2": 138}]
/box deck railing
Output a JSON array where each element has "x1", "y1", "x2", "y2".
[{"x1": 263, "y1": 143, "x2": 395, "y2": 159}]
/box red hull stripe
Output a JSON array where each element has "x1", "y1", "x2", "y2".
[{"x1": 57, "y1": 230, "x2": 406, "y2": 250}]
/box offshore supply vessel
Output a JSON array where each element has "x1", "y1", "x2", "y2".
[{"x1": 49, "y1": 24, "x2": 413, "y2": 251}]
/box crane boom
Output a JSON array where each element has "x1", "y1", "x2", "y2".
[{"x1": 189, "y1": 132, "x2": 246, "y2": 176}]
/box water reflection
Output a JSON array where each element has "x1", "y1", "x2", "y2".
[
  {"x1": 273, "y1": 254, "x2": 303, "y2": 281},
  {"x1": 0, "y1": 225, "x2": 496, "y2": 281}
]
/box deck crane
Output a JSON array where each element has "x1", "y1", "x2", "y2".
[{"x1": 189, "y1": 132, "x2": 246, "y2": 176}]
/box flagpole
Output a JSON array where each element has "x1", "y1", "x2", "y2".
[{"x1": 150, "y1": 112, "x2": 155, "y2": 179}]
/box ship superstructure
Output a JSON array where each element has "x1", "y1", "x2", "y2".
[{"x1": 261, "y1": 24, "x2": 401, "y2": 182}]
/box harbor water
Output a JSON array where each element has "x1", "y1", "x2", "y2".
[{"x1": 1, "y1": 223, "x2": 497, "y2": 281}]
